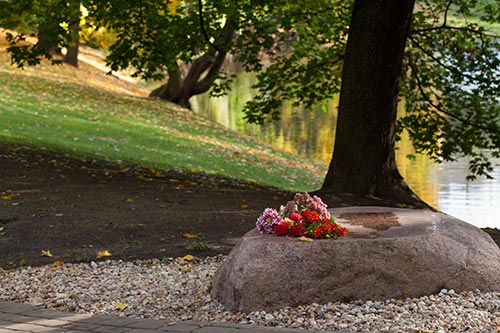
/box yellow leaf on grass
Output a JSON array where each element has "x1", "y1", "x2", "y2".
[
  {"x1": 1, "y1": 194, "x2": 12, "y2": 200},
  {"x1": 240, "y1": 204, "x2": 249, "y2": 209},
  {"x1": 126, "y1": 198, "x2": 134, "y2": 203},
  {"x1": 297, "y1": 236, "x2": 314, "y2": 242},
  {"x1": 182, "y1": 232, "x2": 199, "y2": 239},
  {"x1": 96, "y1": 250, "x2": 112, "y2": 259},
  {"x1": 114, "y1": 303, "x2": 129, "y2": 311},
  {"x1": 40, "y1": 249, "x2": 53, "y2": 257}
]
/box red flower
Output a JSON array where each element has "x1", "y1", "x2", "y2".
[
  {"x1": 320, "y1": 218, "x2": 333, "y2": 234},
  {"x1": 301, "y1": 210, "x2": 320, "y2": 223},
  {"x1": 289, "y1": 223, "x2": 306, "y2": 237},
  {"x1": 274, "y1": 221, "x2": 290, "y2": 236},
  {"x1": 312, "y1": 226, "x2": 324, "y2": 238},
  {"x1": 289, "y1": 212, "x2": 302, "y2": 223},
  {"x1": 333, "y1": 224, "x2": 348, "y2": 237}
]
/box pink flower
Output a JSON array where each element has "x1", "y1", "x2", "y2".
[{"x1": 289, "y1": 212, "x2": 302, "y2": 223}]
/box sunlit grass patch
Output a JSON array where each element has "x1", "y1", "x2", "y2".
[{"x1": 0, "y1": 47, "x2": 326, "y2": 191}]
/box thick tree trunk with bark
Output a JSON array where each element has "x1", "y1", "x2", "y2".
[
  {"x1": 64, "y1": 21, "x2": 79, "y2": 67},
  {"x1": 150, "y1": 19, "x2": 234, "y2": 109},
  {"x1": 321, "y1": 0, "x2": 427, "y2": 207},
  {"x1": 149, "y1": 48, "x2": 227, "y2": 109}
]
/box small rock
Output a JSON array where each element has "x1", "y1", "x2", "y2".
[{"x1": 264, "y1": 313, "x2": 274, "y2": 321}]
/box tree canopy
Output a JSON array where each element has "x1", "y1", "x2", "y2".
[{"x1": 1, "y1": 0, "x2": 499, "y2": 186}]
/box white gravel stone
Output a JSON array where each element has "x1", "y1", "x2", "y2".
[{"x1": 0, "y1": 256, "x2": 499, "y2": 332}]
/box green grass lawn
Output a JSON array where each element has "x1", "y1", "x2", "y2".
[{"x1": 0, "y1": 44, "x2": 326, "y2": 192}]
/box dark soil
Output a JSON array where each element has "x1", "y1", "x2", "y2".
[{"x1": 1, "y1": 146, "x2": 499, "y2": 269}]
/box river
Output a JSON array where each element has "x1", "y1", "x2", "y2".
[{"x1": 192, "y1": 73, "x2": 500, "y2": 229}]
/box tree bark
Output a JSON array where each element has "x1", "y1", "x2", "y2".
[
  {"x1": 64, "y1": 21, "x2": 80, "y2": 67},
  {"x1": 149, "y1": 48, "x2": 227, "y2": 109},
  {"x1": 321, "y1": 0, "x2": 427, "y2": 207},
  {"x1": 149, "y1": 19, "x2": 234, "y2": 109}
]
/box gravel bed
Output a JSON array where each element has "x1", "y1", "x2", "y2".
[{"x1": 1, "y1": 256, "x2": 499, "y2": 332}]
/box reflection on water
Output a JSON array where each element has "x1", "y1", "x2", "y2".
[
  {"x1": 192, "y1": 74, "x2": 500, "y2": 229},
  {"x1": 436, "y1": 161, "x2": 500, "y2": 228}
]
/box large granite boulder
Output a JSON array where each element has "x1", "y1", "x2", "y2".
[{"x1": 212, "y1": 206, "x2": 500, "y2": 312}]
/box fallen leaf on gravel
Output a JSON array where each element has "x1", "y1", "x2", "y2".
[
  {"x1": 114, "y1": 303, "x2": 129, "y2": 311},
  {"x1": 69, "y1": 268, "x2": 78, "y2": 274},
  {"x1": 182, "y1": 232, "x2": 199, "y2": 239},
  {"x1": 126, "y1": 198, "x2": 134, "y2": 203},
  {"x1": 96, "y1": 250, "x2": 112, "y2": 259},
  {"x1": 177, "y1": 254, "x2": 195, "y2": 265},
  {"x1": 52, "y1": 261, "x2": 62, "y2": 270},
  {"x1": 40, "y1": 249, "x2": 53, "y2": 257},
  {"x1": 297, "y1": 236, "x2": 314, "y2": 242},
  {"x1": 240, "y1": 204, "x2": 249, "y2": 209}
]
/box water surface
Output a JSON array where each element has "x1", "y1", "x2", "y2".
[{"x1": 192, "y1": 74, "x2": 500, "y2": 229}]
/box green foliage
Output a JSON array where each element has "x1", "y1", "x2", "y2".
[
  {"x1": 189, "y1": 241, "x2": 209, "y2": 252},
  {"x1": 0, "y1": 0, "x2": 81, "y2": 68},
  {"x1": 1, "y1": 0, "x2": 499, "y2": 179},
  {"x1": 400, "y1": 0, "x2": 500, "y2": 179},
  {"x1": 239, "y1": 1, "x2": 351, "y2": 124}
]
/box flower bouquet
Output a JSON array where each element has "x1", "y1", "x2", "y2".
[{"x1": 256, "y1": 192, "x2": 347, "y2": 239}]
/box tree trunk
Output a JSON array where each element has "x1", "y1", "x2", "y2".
[
  {"x1": 321, "y1": 0, "x2": 427, "y2": 207},
  {"x1": 149, "y1": 48, "x2": 227, "y2": 109},
  {"x1": 150, "y1": 19, "x2": 234, "y2": 109},
  {"x1": 37, "y1": 21, "x2": 59, "y2": 55},
  {"x1": 64, "y1": 21, "x2": 79, "y2": 67}
]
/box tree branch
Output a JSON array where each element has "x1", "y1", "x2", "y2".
[
  {"x1": 408, "y1": 36, "x2": 500, "y2": 85},
  {"x1": 407, "y1": 60, "x2": 500, "y2": 135},
  {"x1": 182, "y1": 49, "x2": 217, "y2": 91},
  {"x1": 442, "y1": 0, "x2": 453, "y2": 27},
  {"x1": 192, "y1": 49, "x2": 227, "y2": 95},
  {"x1": 409, "y1": 24, "x2": 499, "y2": 38},
  {"x1": 197, "y1": 0, "x2": 223, "y2": 53}
]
